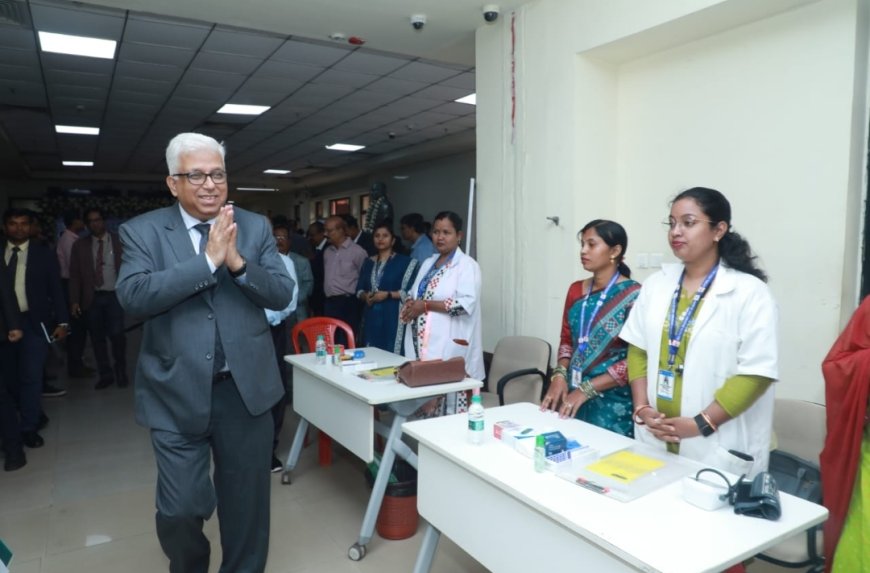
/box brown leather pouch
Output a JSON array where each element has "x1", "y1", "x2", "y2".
[{"x1": 397, "y1": 357, "x2": 467, "y2": 387}]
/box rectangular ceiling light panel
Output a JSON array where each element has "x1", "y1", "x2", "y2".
[
  {"x1": 39, "y1": 31, "x2": 117, "y2": 59},
  {"x1": 56, "y1": 125, "x2": 100, "y2": 135},
  {"x1": 325, "y1": 143, "x2": 365, "y2": 152},
  {"x1": 217, "y1": 103, "x2": 270, "y2": 115},
  {"x1": 455, "y1": 93, "x2": 476, "y2": 105}
]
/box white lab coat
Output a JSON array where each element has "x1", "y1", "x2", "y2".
[
  {"x1": 619, "y1": 263, "x2": 779, "y2": 476},
  {"x1": 404, "y1": 247, "x2": 485, "y2": 381}
]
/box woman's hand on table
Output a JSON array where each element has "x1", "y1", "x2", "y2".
[
  {"x1": 558, "y1": 389, "x2": 587, "y2": 419},
  {"x1": 540, "y1": 375, "x2": 568, "y2": 412}
]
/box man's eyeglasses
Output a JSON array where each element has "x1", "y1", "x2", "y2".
[
  {"x1": 172, "y1": 170, "x2": 227, "y2": 185},
  {"x1": 662, "y1": 217, "x2": 715, "y2": 231},
  {"x1": 273, "y1": 235, "x2": 288, "y2": 241}
]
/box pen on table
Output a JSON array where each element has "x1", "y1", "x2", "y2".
[{"x1": 576, "y1": 477, "x2": 610, "y2": 494}]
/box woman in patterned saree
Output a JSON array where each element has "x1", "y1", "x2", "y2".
[
  {"x1": 355, "y1": 223, "x2": 418, "y2": 353},
  {"x1": 540, "y1": 219, "x2": 641, "y2": 437},
  {"x1": 401, "y1": 211, "x2": 483, "y2": 416}
]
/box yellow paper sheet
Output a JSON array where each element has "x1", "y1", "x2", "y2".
[{"x1": 585, "y1": 450, "x2": 665, "y2": 483}]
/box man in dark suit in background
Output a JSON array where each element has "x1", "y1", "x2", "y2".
[
  {"x1": 343, "y1": 214, "x2": 376, "y2": 256},
  {"x1": 0, "y1": 261, "x2": 25, "y2": 471},
  {"x1": 306, "y1": 220, "x2": 326, "y2": 316},
  {"x1": 1, "y1": 209, "x2": 69, "y2": 449},
  {"x1": 116, "y1": 133, "x2": 294, "y2": 573},
  {"x1": 69, "y1": 207, "x2": 127, "y2": 390}
]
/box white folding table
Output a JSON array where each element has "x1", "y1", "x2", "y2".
[
  {"x1": 404, "y1": 402, "x2": 829, "y2": 573},
  {"x1": 283, "y1": 348, "x2": 481, "y2": 561}
]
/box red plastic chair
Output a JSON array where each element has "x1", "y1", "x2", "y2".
[
  {"x1": 290, "y1": 317, "x2": 356, "y2": 466},
  {"x1": 290, "y1": 317, "x2": 356, "y2": 354}
]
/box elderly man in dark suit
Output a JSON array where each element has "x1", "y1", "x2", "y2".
[
  {"x1": 116, "y1": 133, "x2": 294, "y2": 573},
  {"x1": 1, "y1": 208, "x2": 69, "y2": 450},
  {"x1": 0, "y1": 261, "x2": 25, "y2": 471},
  {"x1": 69, "y1": 207, "x2": 127, "y2": 390}
]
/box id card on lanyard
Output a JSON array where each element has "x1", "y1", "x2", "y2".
[
  {"x1": 657, "y1": 264, "x2": 719, "y2": 401},
  {"x1": 572, "y1": 272, "x2": 620, "y2": 389}
]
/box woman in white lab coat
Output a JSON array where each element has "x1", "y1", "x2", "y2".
[
  {"x1": 619, "y1": 187, "x2": 778, "y2": 477},
  {"x1": 401, "y1": 211, "x2": 484, "y2": 416}
]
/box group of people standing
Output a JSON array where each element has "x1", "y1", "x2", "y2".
[{"x1": 542, "y1": 187, "x2": 778, "y2": 480}]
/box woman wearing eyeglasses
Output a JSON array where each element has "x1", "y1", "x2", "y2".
[
  {"x1": 540, "y1": 220, "x2": 641, "y2": 437},
  {"x1": 619, "y1": 187, "x2": 778, "y2": 477}
]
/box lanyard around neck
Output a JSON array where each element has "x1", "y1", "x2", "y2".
[
  {"x1": 667, "y1": 263, "x2": 719, "y2": 367},
  {"x1": 576, "y1": 271, "x2": 621, "y2": 355}
]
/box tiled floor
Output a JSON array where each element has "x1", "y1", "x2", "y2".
[
  {"x1": 0, "y1": 332, "x2": 487, "y2": 573},
  {"x1": 0, "y1": 334, "x2": 790, "y2": 573}
]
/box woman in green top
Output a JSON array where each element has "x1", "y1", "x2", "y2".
[{"x1": 619, "y1": 187, "x2": 779, "y2": 477}]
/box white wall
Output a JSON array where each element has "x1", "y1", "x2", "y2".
[{"x1": 476, "y1": 0, "x2": 870, "y2": 403}]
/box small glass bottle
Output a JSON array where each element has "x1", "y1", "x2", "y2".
[
  {"x1": 315, "y1": 334, "x2": 327, "y2": 365},
  {"x1": 534, "y1": 434, "x2": 547, "y2": 472},
  {"x1": 467, "y1": 391, "x2": 485, "y2": 445}
]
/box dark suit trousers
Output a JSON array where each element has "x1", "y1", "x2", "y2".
[
  {"x1": 323, "y1": 295, "x2": 361, "y2": 347},
  {"x1": 0, "y1": 314, "x2": 47, "y2": 433},
  {"x1": 61, "y1": 278, "x2": 87, "y2": 372},
  {"x1": 0, "y1": 363, "x2": 22, "y2": 455},
  {"x1": 151, "y1": 375, "x2": 272, "y2": 573},
  {"x1": 84, "y1": 291, "x2": 126, "y2": 380},
  {"x1": 269, "y1": 321, "x2": 288, "y2": 452}
]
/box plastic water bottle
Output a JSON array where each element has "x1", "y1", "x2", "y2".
[
  {"x1": 468, "y1": 391, "x2": 485, "y2": 445},
  {"x1": 534, "y1": 434, "x2": 547, "y2": 472},
  {"x1": 315, "y1": 335, "x2": 327, "y2": 365}
]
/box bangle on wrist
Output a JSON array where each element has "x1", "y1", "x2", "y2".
[
  {"x1": 424, "y1": 300, "x2": 429, "y2": 313},
  {"x1": 700, "y1": 410, "x2": 718, "y2": 432},
  {"x1": 633, "y1": 404, "x2": 653, "y2": 425}
]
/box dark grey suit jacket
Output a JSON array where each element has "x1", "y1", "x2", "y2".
[{"x1": 116, "y1": 204, "x2": 294, "y2": 434}]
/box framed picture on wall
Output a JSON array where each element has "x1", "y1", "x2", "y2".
[{"x1": 330, "y1": 197, "x2": 350, "y2": 215}]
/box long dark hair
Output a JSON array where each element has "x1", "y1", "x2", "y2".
[
  {"x1": 672, "y1": 187, "x2": 767, "y2": 282},
  {"x1": 578, "y1": 219, "x2": 632, "y2": 278}
]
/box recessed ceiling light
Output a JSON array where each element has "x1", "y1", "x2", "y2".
[
  {"x1": 63, "y1": 161, "x2": 94, "y2": 167},
  {"x1": 263, "y1": 169, "x2": 291, "y2": 175},
  {"x1": 455, "y1": 93, "x2": 477, "y2": 105},
  {"x1": 38, "y1": 31, "x2": 116, "y2": 59},
  {"x1": 325, "y1": 143, "x2": 365, "y2": 152},
  {"x1": 237, "y1": 187, "x2": 277, "y2": 192},
  {"x1": 56, "y1": 125, "x2": 99, "y2": 136},
  {"x1": 217, "y1": 104, "x2": 270, "y2": 115}
]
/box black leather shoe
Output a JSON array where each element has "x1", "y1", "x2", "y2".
[
  {"x1": 94, "y1": 377, "x2": 114, "y2": 390},
  {"x1": 22, "y1": 432, "x2": 44, "y2": 448},
  {"x1": 42, "y1": 384, "x2": 67, "y2": 397},
  {"x1": 4, "y1": 450, "x2": 26, "y2": 471}
]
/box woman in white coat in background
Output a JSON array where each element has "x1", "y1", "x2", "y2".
[
  {"x1": 401, "y1": 211, "x2": 483, "y2": 416},
  {"x1": 619, "y1": 187, "x2": 778, "y2": 477}
]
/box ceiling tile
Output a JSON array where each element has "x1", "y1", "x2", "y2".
[
  {"x1": 255, "y1": 60, "x2": 323, "y2": 82},
  {"x1": 0, "y1": 81, "x2": 47, "y2": 108},
  {"x1": 283, "y1": 83, "x2": 354, "y2": 107},
  {"x1": 124, "y1": 14, "x2": 211, "y2": 49},
  {"x1": 440, "y1": 71, "x2": 475, "y2": 90},
  {"x1": 239, "y1": 76, "x2": 302, "y2": 94},
  {"x1": 40, "y1": 52, "x2": 114, "y2": 74},
  {"x1": 0, "y1": 47, "x2": 39, "y2": 68},
  {"x1": 116, "y1": 60, "x2": 183, "y2": 83},
  {"x1": 381, "y1": 96, "x2": 440, "y2": 117},
  {"x1": 112, "y1": 75, "x2": 172, "y2": 95},
  {"x1": 272, "y1": 39, "x2": 351, "y2": 67},
  {"x1": 0, "y1": 61, "x2": 42, "y2": 83},
  {"x1": 389, "y1": 61, "x2": 460, "y2": 83},
  {"x1": 47, "y1": 84, "x2": 108, "y2": 101},
  {"x1": 203, "y1": 27, "x2": 284, "y2": 57},
  {"x1": 119, "y1": 42, "x2": 195, "y2": 67},
  {"x1": 365, "y1": 76, "x2": 427, "y2": 96},
  {"x1": 313, "y1": 69, "x2": 378, "y2": 88},
  {"x1": 30, "y1": 2, "x2": 125, "y2": 40},
  {"x1": 430, "y1": 102, "x2": 475, "y2": 116},
  {"x1": 174, "y1": 82, "x2": 237, "y2": 102},
  {"x1": 413, "y1": 84, "x2": 471, "y2": 102},
  {"x1": 342, "y1": 89, "x2": 399, "y2": 108},
  {"x1": 181, "y1": 69, "x2": 246, "y2": 90},
  {"x1": 191, "y1": 52, "x2": 262, "y2": 75},
  {"x1": 0, "y1": 28, "x2": 37, "y2": 50},
  {"x1": 332, "y1": 51, "x2": 410, "y2": 75}
]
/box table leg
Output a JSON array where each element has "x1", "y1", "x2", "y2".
[
  {"x1": 412, "y1": 522, "x2": 441, "y2": 573},
  {"x1": 353, "y1": 410, "x2": 406, "y2": 553},
  {"x1": 281, "y1": 417, "x2": 309, "y2": 485}
]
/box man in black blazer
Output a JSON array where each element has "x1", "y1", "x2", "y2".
[
  {"x1": 116, "y1": 133, "x2": 294, "y2": 573},
  {"x1": 1, "y1": 209, "x2": 69, "y2": 449},
  {"x1": 69, "y1": 207, "x2": 126, "y2": 389},
  {"x1": 0, "y1": 261, "x2": 24, "y2": 470}
]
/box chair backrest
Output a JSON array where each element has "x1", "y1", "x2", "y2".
[
  {"x1": 291, "y1": 317, "x2": 356, "y2": 353},
  {"x1": 487, "y1": 336, "x2": 551, "y2": 405},
  {"x1": 772, "y1": 398, "x2": 826, "y2": 465}
]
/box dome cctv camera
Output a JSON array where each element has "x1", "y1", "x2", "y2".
[
  {"x1": 410, "y1": 14, "x2": 426, "y2": 30},
  {"x1": 482, "y1": 4, "x2": 500, "y2": 22}
]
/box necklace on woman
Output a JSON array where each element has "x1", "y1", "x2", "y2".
[{"x1": 371, "y1": 252, "x2": 393, "y2": 292}]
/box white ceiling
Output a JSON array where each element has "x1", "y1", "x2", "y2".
[{"x1": 0, "y1": 0, "x2": 527, "y2": 190}]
